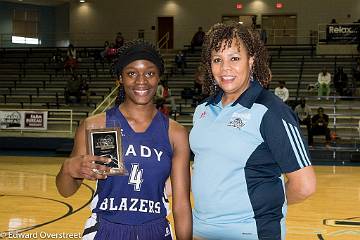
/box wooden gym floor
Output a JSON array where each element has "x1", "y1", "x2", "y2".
[{"x1": 0, "y1": 156, "x2": 359, "y2": 240}]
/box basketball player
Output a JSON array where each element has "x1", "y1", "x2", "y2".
[
  {"x1": 189, "y1": 22, "x2": 316, "y2": 239},
  {"x1": 56, "y1": 40, "x2": 192, "y2": 240}
]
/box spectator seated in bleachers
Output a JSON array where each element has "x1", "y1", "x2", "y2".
[
  {"x1": 333, "y1": 66, "x2": 348, "y2": 96},
  {"x1": 174, "y1": 50, "x2": 186, "y2": 75},
  {"x1": 155, "y1": 98, "x2": 170, "y2": 116},
  {"x1": 156, "y1": 80, "x2": 177, "y2": 115},
  {"x1": 192, "y1": 65, "x2": 209, "y2": 106},
  {"x1": 317, "y1": 66, "x2": 331, "y2": 98},
  {"x1": 114, "y1": 32, "x2": 124, "y2": 49},
  {"x1": 352, "y1": 57, "x2": 360, "y2": 95},
  {"x1": 64, "y1": 74, "x2": 82, "y2": 105},
  {"x1": 274, "y1": 80, "x2": 289, "y2": 103},
  {"x1": 64, "y1": 43, "x2": 79, "y2": 74},
  {"x1": 309, "y1": 107, "x2": 331, "y2": 148},
  {"x1": 80, "y1": 77, "x2": 90, "y2": 105},
  {"x1": 51, "y1": 48, "x2": 64, "y2": 76},
  {"x1": 106, "y1": 43, "x2": 118, "y2": 61},
  {"x1": 100, "y1": 41, "x2": 110, "y2": 59},
  {"x1": 295, "y1": 97, "x2": 312, "y2": 143}
]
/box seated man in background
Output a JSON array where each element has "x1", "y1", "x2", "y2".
[
  {"x1": 295, "y1": 97, "x2": 312, "y2": 143},
  {"x1": 333, "y1": 66, "x2": 348, "y2": 96},
  {"x1": 309, "y1": 107, "x2": 331, "y2": 148},
  {"x1": 64, "y1": 74, "x2": 81, "y2": 105},
  {"x1": 317, "y1": 67, "x2": 331, "y2": 98},
  {"x1": 274, "y1": 80, "x2": 289, "y2": 103}
]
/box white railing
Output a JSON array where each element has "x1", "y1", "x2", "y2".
[{"x1": 157, "y1": 32, "x2": 169, "y2": 50}]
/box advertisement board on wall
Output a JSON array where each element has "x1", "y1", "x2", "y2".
[
  {"x1": 326, "y1": 23, "x2": 360, "y2": 43},
  {"x1": 0, "y1": 111, "x2": 48, "y2": 130}
]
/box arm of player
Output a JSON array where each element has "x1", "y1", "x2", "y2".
[
  {"x1": 285, "y1": 166, "x2": 316, "y2": 204},
  {"x1": 56, "y1": 117, "x2": 111, "y2": 198},
  {"x1": 169, "y1": 120, "x2": 192, "y2": 240}
]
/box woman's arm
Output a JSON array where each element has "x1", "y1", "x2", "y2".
[
  {"x1": 285, "y1": 165, "x2": 316, "y2": 204},
  {"x1": 56, "y1": 116, "x2": 110, "y2": 197},
  {"x1": 169, "y1": 120, "x2": 192, "y2": 240}
]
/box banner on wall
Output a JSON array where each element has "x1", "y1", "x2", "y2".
[
  {"x1": 326, "y1": 23, "x2": 360, "y2": 43},
  {"x1": 0, "y1": 111, "x2": 48, "y2": 130}
]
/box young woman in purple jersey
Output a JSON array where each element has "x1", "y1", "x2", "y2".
[{"x1": 56, "y1": 39, "x2": 192, "y2": 240}]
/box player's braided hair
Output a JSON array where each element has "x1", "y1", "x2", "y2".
[{"x1": 201, "y1": 22, "x2": 271, "y2": 95}]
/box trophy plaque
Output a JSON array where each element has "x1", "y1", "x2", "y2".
[{"x1": 87, "y1": 127, "x2": 128, "y2": 176}]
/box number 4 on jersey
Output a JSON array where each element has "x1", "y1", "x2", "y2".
[{"x1": 128, "y1": 163, "x2": 143, "y2": 191}]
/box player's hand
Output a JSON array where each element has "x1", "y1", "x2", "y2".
[{"x1": 64, "y1": 155, "x2": 111, "y2": 181}]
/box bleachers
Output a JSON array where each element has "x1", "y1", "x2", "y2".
[
  {"x1": 0, "y1": 45, "x2": 359, "y2": 161},
  {"x1": 0, "y1": 47, "x2": 113, "y2": 136},
  {"x1": 163, "y1": 45, "x2": 360, "y2": 155}
]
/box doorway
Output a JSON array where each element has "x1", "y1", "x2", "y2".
[{"x1": 157, "y1": 17, "x2": 174, "y2": 49}]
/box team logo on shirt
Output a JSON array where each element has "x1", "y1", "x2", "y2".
[
  {"x1": 227, "y1": 112, "x2": 251, "y2": 129},
  {"x1": 199, "y1": 111, "x2": 207, "y2": 119}
]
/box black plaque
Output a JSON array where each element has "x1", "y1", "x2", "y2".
[{"x1": 88, "y1": 128, "x2": 127, "y2": 176}]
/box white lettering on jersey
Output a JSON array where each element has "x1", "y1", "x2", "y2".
[
  {"x1": 154, "y1": 149, "x2": 163, "y2": 162},
  {"x1": 129, "y1": 198, "x2": 138, "y2": 211},
  {"x1": 138, "y1": 199, "x2": 148, "y2": 212},
  {"x1": 155, "y1": 201, "x2": 161, "y2": 213},
  {"x1": 98, "y1": 197, "x2": 161, "y2": 214},
  {"x1": 140, "y1": 145, "x2": 151, "y2": 157},
  {"x1": 109, "y1": 197, "x2": 118, "y2": 210},
  {"x1": 118, "y1": 198, "x2": 127, "y2": 211},
  {"x1": 125, "y1": 145, "x2": 137, "y2": 156},
  {"x1": 148, "y1": 200, "x2": 154, "y2": 213},
  {"x1": 124, "y1": 144, "x2": 164, "y2": 161},
  {"x1": 99, "y1": 198, "x2": 108, "y2": 210}
]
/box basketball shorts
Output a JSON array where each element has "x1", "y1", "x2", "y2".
[{"x1": 82, "y1": 213, "x2": 173, "y2": 240}]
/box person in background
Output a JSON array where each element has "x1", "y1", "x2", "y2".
[
  {"x1": 156, "y1": 98, "x2": 170, "y2": 116},
  {"x1": 192, "y1": 65, "x2": 208, "y2": 106},
  {"x1": 317, "y1": 66, "x2": 331, "y2": 98},
  {"x1": 333, "y1": 66, "x2": 348, "y2": 96},
  {"x1": 64, "y1": 74, "x2": 81, "y2": 105},
  {"x1": 114, "y1": 32, "x2": 124, "y2": 48},
  {"x1": 191, "y1": 27, "x2": 205, "y2": 52},
  {"x1": 190, "y1": 22, "x2": 316, "y2": 240},
  {"x1": 156, "y1": 80, "x2": 177, "y2": 116},
  {"x1": 274, "y1": 80, "x2": 289, "y2": 103},
  {"x1": 309, "y1": 107, "x2": 331, "y2": 148},
  {"x1": 51, "y1": 48, "x2": 64, "y2": 76},
  {"x1": 351, "y1": 58, "x2": 360, "y2": 95},
  {"x1": 56, "y1": 39, "x2": 192, "y2": 240},
  {"x1": 100, "y1": 40, "x2": 110, "y2": 59},
  {"x1": 295, "y1": 97, "x2": 312, "y2": 144},
  {"x1": 64, "y1": 43, "x2": 78, "y2": 74},
  {"x1": 174, "y1": 50, "x2": 186, "y2": 75}
]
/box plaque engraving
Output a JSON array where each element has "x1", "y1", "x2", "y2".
[{"x1": 88, "y1": 127, "x2": 127, "y2": 176}]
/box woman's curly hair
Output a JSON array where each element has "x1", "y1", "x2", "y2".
[{"x1": 201, "y1": 22, "x2": 271, "y2": 95}]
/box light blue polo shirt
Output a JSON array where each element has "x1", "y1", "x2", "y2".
[{"x1": 189, "y1": 80, "x2": 311, "y2": 240}]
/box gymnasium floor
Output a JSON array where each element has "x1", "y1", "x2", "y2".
[{"x1": 0, "y1": 156, "x2": 359, "y2": 240}]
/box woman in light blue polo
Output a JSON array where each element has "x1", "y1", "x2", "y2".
[{"x1": 190, "y1": 22, "x2": 316, "y2": 240}]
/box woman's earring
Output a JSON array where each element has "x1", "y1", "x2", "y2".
[{"x1": 249, "y1": 65, "x2": 254, "y2": 81}]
